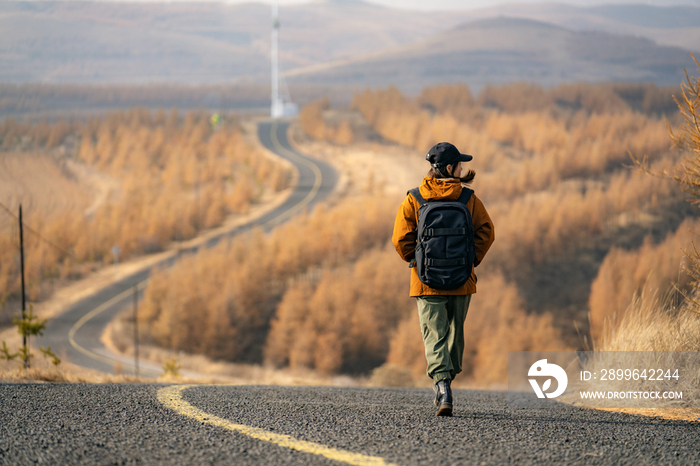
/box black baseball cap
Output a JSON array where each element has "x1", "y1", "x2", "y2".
[{"x1": 426, "y1": 142, "x2": 473, "y2": 167}]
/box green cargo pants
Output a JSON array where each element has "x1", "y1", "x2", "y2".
[{"x1": 416, "y1": 295, "x2": 472, "y2": 383}]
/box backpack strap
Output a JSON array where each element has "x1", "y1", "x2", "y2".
[
  {"x1": 407, "y1": 187, "x2": 424, "y2": 270},
  {"x1": 457, "y1": 188, "x2": 473, "y2": 205},
  {"x1": 407, "y1": 187, "x2": 427, "y2": 206},
  {"x1": 410, "y1": 187, "x2": 472, "y2": 205}
]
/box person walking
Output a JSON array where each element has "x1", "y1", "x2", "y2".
[{"x1": 392, "y1": 142, "x2": 494, "y2": 416}]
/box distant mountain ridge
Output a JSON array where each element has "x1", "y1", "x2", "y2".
[
  {"x1": 465, "y1": 3, "x2": 700, "y2": 52},
  {"x1": 587, "y1": 4, "x2": 700, "y2": 28},
  {"x1": 286, "y1": 16, "x2": 693, "y2": 92}
]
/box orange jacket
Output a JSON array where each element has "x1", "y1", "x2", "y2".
[{"x1": 392, "y1": 177, "x2": 495, "y2": 296}]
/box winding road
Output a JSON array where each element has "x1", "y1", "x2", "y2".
[{"x1": 36, "y1": 120, "x2": 338, "y2": 377}]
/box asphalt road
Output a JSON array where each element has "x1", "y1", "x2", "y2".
[
  {"x1": 2, "y1": 383, "x2": 699, "y2": 465},
  {"x1": 35, "y1": 120, "x2": 338, "y2": 377}
]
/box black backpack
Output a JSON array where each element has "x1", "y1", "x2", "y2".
[{"x1": 408, "y1": 187, "x2": 476, "y2": 290}]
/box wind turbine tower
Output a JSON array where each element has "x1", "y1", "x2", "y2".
[
  {"x1": 271, "y1": 0, "x2": 297, "y2": 118},
  {"x1": 271, "y1": 0, "x2": 283, "y2": 118}
]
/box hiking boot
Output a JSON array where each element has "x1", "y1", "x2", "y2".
[{"x1": 434, "y1": 379, "x2": 453, "y2": 417}]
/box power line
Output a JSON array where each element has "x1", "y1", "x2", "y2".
[{"x1": 0, "y1": 200, "x2": 75, "y2": 258}]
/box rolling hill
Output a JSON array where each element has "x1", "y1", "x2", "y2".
[
  {"x1": 465, "y1": 3, "x2": 700, "y2": 53},
  {"x1": 285, "y1": 17, "x2": 694, "y2": 92}
]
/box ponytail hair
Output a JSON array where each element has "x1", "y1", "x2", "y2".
[{"x1": 428, "y1": 163, "x2": 475, "y2": 186}]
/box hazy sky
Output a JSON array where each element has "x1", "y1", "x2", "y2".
[
  {"x1": 62, "y1": 0, "x2": 700, "y2": 10},
  {"x1": 380, "y1": 0, "x2": 700, "y2": 9},
  {"x1": 340, "y1": 0, "x2": 699, "y2": 9}
]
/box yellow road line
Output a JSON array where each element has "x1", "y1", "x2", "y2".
[
  {"x1": 68, "y1": 280, "x2": 149, "y2": 368},
  {"x1": 263, "y1": 120, "x2": 323, "y2": 229},
  {"x1": 157, "y1": 385, "x2": 398, "y2": 466}
]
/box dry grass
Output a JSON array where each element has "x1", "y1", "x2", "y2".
[
  {"x1": 0, "y1": 353, "x2": 367, "y2": 386},
  {"x1": 565, "y1": 291, "x2": 700, "y2": 419},
  {"x1": 0, "y1": 151, "x2": 94, "y2": 216},
  {"x1": 101, "y1": 308, "x2": 370, "y2": 387},
  {"x1": 0, "y1": 355, "x2": 147, "y2": 383},
  {"x1": 596, "y1": 407, "x2": 700, "y2": 423},
  {"x1": 1, "y1": 333, "x2": 361, "y2": 386},
  {"x1": 597, "y1": 289, "x2": 700, "y2": 353},
  {"x1": 0, "y1": 367, "x2": 143, "y2": 384}
]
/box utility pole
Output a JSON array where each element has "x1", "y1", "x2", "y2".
[
  {"x1": 19, "y1": 205, "x2": 28, "y2": 369},
  {"x1": 133, "y1": 284, "x2": 139, "y2": 378},
  {"x1": 112, "y1": 244, "x2": 121, "y2": 276}
]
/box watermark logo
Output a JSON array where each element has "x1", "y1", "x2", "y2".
[{"x1": 528, "y1": 359, "x2": 568, "y2": 398}]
